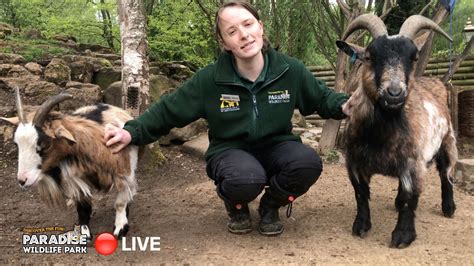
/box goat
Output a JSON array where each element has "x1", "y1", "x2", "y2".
[
  {"x1": 1, "y1": 88, "x2": 138, "y2": 239},
  {"x1": 336, "y1": 15, "x2": 457, "y2": 248}
]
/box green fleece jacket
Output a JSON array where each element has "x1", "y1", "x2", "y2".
[{"x1": 124, "y1": 48, "x2": 348, "y2": 161}]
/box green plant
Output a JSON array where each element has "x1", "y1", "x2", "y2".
[{"x1": 322, "y1": 149, "x2": 340, "y2": 164}]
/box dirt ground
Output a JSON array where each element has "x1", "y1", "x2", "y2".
[{"x1": 0, "y1": 144, "x2": 473, "y2": 264}]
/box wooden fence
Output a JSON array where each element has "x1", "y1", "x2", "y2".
[{"x1": 308, "y1": 54, "x2": 474, "y2": 92}]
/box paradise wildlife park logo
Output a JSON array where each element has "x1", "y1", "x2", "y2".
[
  {"x1": 21, "y1": 225, "x2": 89, "y2": 254},
  {"x1": 21, "y1": 226, "x2": 161, "y2": 256}
]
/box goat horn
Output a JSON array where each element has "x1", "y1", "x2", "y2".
[
  {"x1": 342, "y1": 14, "x2": 388, "y2": 41},
  {"x1": 14, "y1": 87, "x2": 26, "y2": 124},
  {"x1": 399, "y1": 15, "x2": 452, "y2": 42},
  {"x1": 33, "y1": 94, "x2": 73, "y2": 127}
]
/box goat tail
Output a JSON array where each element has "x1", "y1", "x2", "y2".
[{"x1": 37, "y1": 175, "x2": 67, "y2": 209}]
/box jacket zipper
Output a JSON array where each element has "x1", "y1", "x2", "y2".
[
  {"x1": 217, "y1": 66, "x2": 288, "y2": 143},
  {"x1": 252, "y1": 94, "x2": 259, "y2": 117}
]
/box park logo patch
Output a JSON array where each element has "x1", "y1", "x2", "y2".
[
  {"x1": 268, "y1": 90, "x2": 290, "y2": 104},
  {"x1": 220, "y1": 94, "x2": 240, "y2": 112}
]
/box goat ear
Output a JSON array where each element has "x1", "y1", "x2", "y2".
[
  {"x1": 336, "y1": 40, "x2": 366, "y2": 61},
  {"x1": 0, "y1": 116, "x2": 20, "y2": 125},
  {"x1": 54, "y1": 126, "x2": 76, "y2": 144}
]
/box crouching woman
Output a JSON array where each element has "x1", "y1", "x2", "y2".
[{"x1": 104, "y1": 1, "x2": 348, "y2": 236}]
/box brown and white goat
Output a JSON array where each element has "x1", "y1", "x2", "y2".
[
  {"x1": 337, "y1": 15, "x2": 457, "y2": 248},
  {"x1": 1, "y1": 89, "x2": 138, "y2": 239}
]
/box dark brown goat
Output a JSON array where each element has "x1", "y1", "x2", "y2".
[{"x1": 337, "y1": 15, "x2": 457, "y2": 248}]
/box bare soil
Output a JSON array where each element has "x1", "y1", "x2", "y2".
[{"x1": 1, "y1": 145, "x2": 473, "y2": 264}]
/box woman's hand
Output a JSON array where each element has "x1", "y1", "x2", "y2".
[{"x1": 104, "y1": 124, "x2": 132, "y2": 153}]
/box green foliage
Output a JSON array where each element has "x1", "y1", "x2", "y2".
[
  {"x1": 147, "y1": 1, "x2": 216, "y2": 67},
  {"x1": 0, "y1": 0, "x2": 120, "y2": 50},
  {"x1": 322, "y1": 149, "x2": 340, "y2": 164},
  {"x1": 0, "y1": 35, "x2": 75, "y2": 61},
  {"x1": 433, "y1": 0, "x2": 474, "y2": 56}
]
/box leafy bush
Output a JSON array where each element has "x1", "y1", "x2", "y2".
[{"x1": 0, "y1": 35, "x2": 75, "y2": 61}]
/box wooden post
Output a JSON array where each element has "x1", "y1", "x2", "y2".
[{"x1": 450, "y1": 84, "x2": 459, "y2": 137}]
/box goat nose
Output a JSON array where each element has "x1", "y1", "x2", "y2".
[
  {"x1": 387, "y1": 86, "x2": 403, "y2": 97},
  {"x1": 18, "y1": 179, "x2": 26, "y2": 186}
]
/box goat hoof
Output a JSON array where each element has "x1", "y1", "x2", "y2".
[
  {"x1": 113, "y1": 224, "x2": 129, "y2": 239},
  {"x1": 352, "y1": 218, "x2": 371, "y2": 238},
  {"x1": 391, "y1": 229, "x2": 416, "y2": 248},
  {"x1": 442, "y1": 201, "x2": 456, "y2": 218}
]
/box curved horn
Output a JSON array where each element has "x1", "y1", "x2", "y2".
[
  {"x1": 33, "y1": 94, "x2": 73, "y2": 127},
  {"x1": 342, "y1": 14, "x2": 388, "y2": 41},
  {"x1": 399, "y1": 15, "x2": 452, "y2": 42},
  {"x1": 14, "y1": 87, "x2": 26, "y2": 124}
]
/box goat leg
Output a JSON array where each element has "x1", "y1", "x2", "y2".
[
  {"x1": 76, "y1": 200, "x2": 92, "y2": 241},
  {"x1": 435, "y1": 141, "x2": 457, "y2": 218},
  {"x1": 394, "y1": 180, "x2": 405, "y2": 211},
  {"x1": 391, "y1": 173, "x2": 419, "y2": 248},
  {"x1": 348, "y1": 169, "x2": 372, "y2": 238},
  {"x1": 113, "y1": 189, "x2": 132, "y2": 239}
]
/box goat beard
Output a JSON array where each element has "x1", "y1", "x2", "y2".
[{"x1": 37, "y1": 175, "x2": 67, "y2": 209}]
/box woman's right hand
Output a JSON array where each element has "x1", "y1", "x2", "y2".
[{"x1": 104, "y1": 124, "x2": 132, "y2": 153}]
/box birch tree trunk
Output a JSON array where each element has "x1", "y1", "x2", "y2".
[{"x1": 117, "y1": 0, "x2": 149, "y2": 117}]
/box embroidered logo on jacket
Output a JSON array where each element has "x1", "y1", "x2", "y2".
[
  {"x1": 220, "y1": 94, "x2": 240, "y2": 112},
  {"x1": 268, "y1": 90, "x2": 290, "y2": 104}
]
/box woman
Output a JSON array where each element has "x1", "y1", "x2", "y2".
[{"x1": 104, "y1": 1, "x2": 348, "y2": 236}]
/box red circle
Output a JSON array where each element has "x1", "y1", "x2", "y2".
[{"x1": 94, "y1": 233, "x2": 118, "y2": 255}]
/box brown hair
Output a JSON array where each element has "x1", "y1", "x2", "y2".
[{"x1": 214, "y1": 1, "x2": 270, "y2": 53}]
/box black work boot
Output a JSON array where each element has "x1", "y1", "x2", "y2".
[
  {"x1": 258, "y1": 193, "x2": 284, "y2": 236},
  {"x1": 216, "y1": 186, "x2": 252, "y2": 234},
  {"x1": 258, "y1": 178, "x2": 297, "y2": 236},
  {"x1": 224, "y1": 201, "x2": 252, "y2": 234}
]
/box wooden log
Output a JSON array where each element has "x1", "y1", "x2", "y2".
[
  {"x1": 317, "y1": 76, "x2": 336, "y2": 82},
  {"x1": 458, "y1": 86, "x2": 474, "y2": 91},
  {"x1": 312, "y1": 70, "x2": 336, "y2": 77},
  {"x1": 424, "y1": 66, "x2": 474, "y2": 75},
  {"x1": 451, "y1": 80, "x2": 474, "y2": 86},
  {"x1": 306, "y1": 66, "x2": 333, "y2": 72},
  {"x1": 425, "y1": 60, "x2": 474, "y2": 69},
  {"x1": 427, "y1": 54, "x2": 474, "y2": 63}
]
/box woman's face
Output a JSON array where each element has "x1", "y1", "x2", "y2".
[{"x1": 218, "y1": 6, "x2": 264, "y2": 60}]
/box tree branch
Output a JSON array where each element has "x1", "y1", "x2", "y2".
[
  {"x1": 194, "y1": 0, "x2": 214, "y2": 37},
  {"x1": 337, "y1": 0, "x2": 351, "y2": 18},
  {"x1": 441, "y1": 37, "x2": 474, "y2": 84},
  {"x1": 419, "y1": 0, "x2": 434, "y2": 15}
]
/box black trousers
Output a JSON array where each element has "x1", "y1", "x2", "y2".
[{"x1": 206, "y1": 141, "x2": 323, "y2": 204}]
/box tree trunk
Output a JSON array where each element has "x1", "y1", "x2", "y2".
[
  {"x1": 117, "y1": 0, "x2": 150, "y2": 117},
  {"x1": 100, "y1": 0, "x2": 115, "y2": 50},
  {"x1": 414, "y1": 2, "x2": 448, "y2": 77},
  {"x1": 319, "y1": 1, "x2": 365, "y2": 153}
]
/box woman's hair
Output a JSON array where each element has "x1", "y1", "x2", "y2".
[{"x1": 214, "y1": 1, "x2": 270, "y2": 53}]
